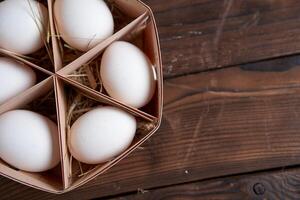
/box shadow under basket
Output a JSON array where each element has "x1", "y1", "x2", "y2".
[{"x1": 0, "y1": 0, "x2": 163, "y2": 194}]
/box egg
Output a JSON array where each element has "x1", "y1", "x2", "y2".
[
  {"x1": 54, "y1": 0, "x2": 114, "y2": 51},
  {"x1": 100, "y1": 41, "x2": 156, "y2": 108},
  {"x1": 69, "y1": 106, "x2": 136, "y2": 164},
  {"x1": 0, "y1": 110, "x2": 60, "y2": 172},
  {"x1": 0, "y1": 0, "x2": 48, "y2": 55},
  {"x1": 0, "y1": 57, "x2": 36, "y2": 105}
]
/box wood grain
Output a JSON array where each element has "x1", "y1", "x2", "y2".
[
  {"x1": 2, "y1": 55, "x2": 300, "y2": 199},
  {"x1": 3, "y1": 0, "x2": 300, "y2": 199},
  {"x1": 144, "y1": 0, "x2": 300, "y2": 77},
  {"x1": 109, "y1": 168, "x2": 300, "y2": 200}
]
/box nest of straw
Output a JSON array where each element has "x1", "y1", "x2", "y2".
[
  {"x1": 65, "y1": 87, "x2": 156, "y2": 179},
  {"x1": 65, "y1": 90, "x2": 99, "y2": 178},
  {"x1": 26, "y1": 0, "x2": 54, "y2": 69},
  {"x1": 67, "y1": 60, "x2": 103, "y2": 94}
]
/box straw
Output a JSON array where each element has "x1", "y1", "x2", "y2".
[
  {"x1": 65, "y1": 90, "x2": 99, "y2": 178},
  {"x1": 65, "y1": 89, "x2": 156, "y2": 178},
  {"x1": 24, "y1": 90, "x2": 57, "y2": 122},
  {"x1": 26, "y1": 0, "x2": 54, "y2": 70}
]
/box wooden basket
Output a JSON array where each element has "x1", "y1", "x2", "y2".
[{"x1": 0, "y1": 0, "x2": 163, "y2": 193}]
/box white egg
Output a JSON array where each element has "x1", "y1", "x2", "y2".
[
  {"x1": 0, "y1": 110, "x2": 60, "y2": 172},
  {"x1": 0, "y1": 57, "x2": 36, "y2": 105},
  {"x1": 0, "y1": 0, "x2": 48, "y2": 55},
  {"x1": 101, "y1": 41, "x2": 156, "y2": 108},
  {"x1": 54, "y1": 0, "x2": 114, "y2": 51},
  {"x1": 69, "y1": 106, "x2": 136, "y2": 164}
]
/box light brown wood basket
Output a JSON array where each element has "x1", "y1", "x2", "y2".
[{"x1": 0, "y1": 0, "x2": 163, "y2": 193}]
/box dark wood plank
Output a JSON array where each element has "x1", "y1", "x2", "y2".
[
  {"x1": 109, "y1": 168, "x2": 300, "y2": 200},
  {"x1": 2, "y1": 55, "x2": 300, "y2": 199},
  {"x1": 144, "y1": 0, "x2": 300, "y2": 78}
]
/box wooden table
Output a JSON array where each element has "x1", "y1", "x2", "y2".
[{"x1": 2, "y1": 0, "x2": 300, "y2": 199}]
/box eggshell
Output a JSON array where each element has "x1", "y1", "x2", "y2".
[
  {"x1": 100, "y1": 41, "x2": 156, "y2": 108},
  {"x1": 0, "y1": 0, "x2": 48, "y2": 55},
  {"x1": 69, "y1": 106, "x2": 136, "y2": 164},
  {"x1": 54, "y1": 0, "x2": 114, "y2": 51},
  {"x1": 0, "y1": 57, "x2": 36, "y2": 105},
  {"x1": 0, "y1": 110, "x2": 60, "y2": 172}
]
